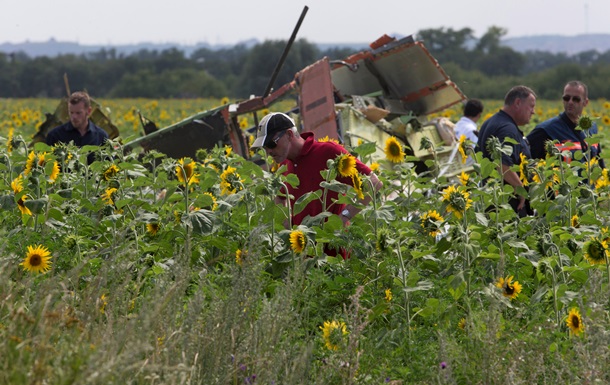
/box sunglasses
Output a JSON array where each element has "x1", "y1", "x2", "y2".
[
  {"x1": 562, "y1": 95, "x2": 582, "y2": 103},
  {"x1": 264, "y1": 130, "x2": 287, "y2": 149}
]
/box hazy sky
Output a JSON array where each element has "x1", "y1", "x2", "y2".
[{"x1": 1, "y1": 0, "x2": 606, "y2": 45}]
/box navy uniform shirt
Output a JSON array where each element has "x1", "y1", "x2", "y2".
[
  {"x1": 46, "y1": 120, "x2": 109, "y2": 163},
  {"x1": 477, "y1": 109, "x2": 531, "y2": 166}
]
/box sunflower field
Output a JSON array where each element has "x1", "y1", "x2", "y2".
[{"x1": 1, "y1": 97, "x2": 610, "y2": 384}]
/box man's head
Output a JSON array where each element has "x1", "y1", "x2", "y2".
[
  {"x1": 562, "y1": 81, "x2": 589, "y2": 123},
  {"x1": 68, "y1": 91, "x2": 92, "y2": 131},
  {"x1": 463, "y1": 99, "x2": 484, "y2": 120},
  {"x1": 503, "y1": 85, "x2": 537, "y2": 126},
  {"x1": 251, "y1": 112, "x2": 299, "y2": 163}
]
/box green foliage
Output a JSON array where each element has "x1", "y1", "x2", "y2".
[{"x1": 2, "y1": 123, "x2": 610, "y2": 383}]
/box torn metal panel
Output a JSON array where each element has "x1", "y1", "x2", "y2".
[
  {"x1": 331, "y1": 38, "x2": 465, "y2": 116},
  {"x1": 297, "y1": 57, "x2": 338, "y2": 139}
]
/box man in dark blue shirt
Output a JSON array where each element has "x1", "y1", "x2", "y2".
[
  {"x1": 46, "y1": 91, "x2": 109, "y2": 163},
  {"x1": 477, "y1": 85, "x2": 537, "y2": 217},
  {"x1": 526, "y1": 81, "x2": 604, "y2": 168}
]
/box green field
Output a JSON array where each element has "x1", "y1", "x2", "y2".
[{"x1": 1, "y1": 98, "x2": 610, "y2": 384}]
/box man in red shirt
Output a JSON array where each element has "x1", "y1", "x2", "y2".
[{"x1": 251, "y1": 112, "x2": 382, "y2": 255}]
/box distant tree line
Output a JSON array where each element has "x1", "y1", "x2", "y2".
[{"x1": 3, "y1": 26, "x2": 610, "y2": 100}]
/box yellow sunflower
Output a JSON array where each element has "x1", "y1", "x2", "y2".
[
  {"x1": 583, "y1": 237, "x2": 608, "y2": 265},
  {"x1": 350, "y1": 173, "x2": 364, "y2": 200},
  {"x1": 20, "y1": 244, "x2": 52, "y2": 274},
  {"x1": 441, "y1": 185, "x2": 472, "y2": 219},
  {"x1": 384, "y1": 136, "x2": 405, "y2": 163},
  {"x1": 384, "y1": 288, "x2": 392, "y2": 302},
  {"x1": 7, "y1": 127, "x2": 14, "y2": 153},
  {"x1": 11, "y1": 175, "x2": 24, "y2": 194},
  {"x1": 100, "y1": 294, "x2": 108, "y2": 314},
  {"x1": 17, "y1": 194, "x2": 32, "y2": 216},
  {"x1": 369, "y1": 162, "x2": 380, "y2": 172},
  {"x1": 458, "y1": 171, "x2": 469, "y2": 186},
  {"x1": 219, "y1": 166, "x2": 243, "y2": 196},
  {"x1": 458, "y1": 318, "x2": 466, "y2": 330},
  {"x1": 318, "y1": 136, "x2": 339, "y2": 144},
  {"x1": 220, "y1": 96, "x2": 230, "y2": 105},
  {"x1": 566, "y1": 308, "x2": 584, "y2": 336},
  {"x1": 24, "y1": 151, "x2": 36, "y2": 175},
  {"x1": 571, "y1": 215, "x2": 579, "y2": 228},
  {"x1": 519, "y1": 153, "x2": 529, "y2": 186},
  {"x1": 103, "y1": 164, "x2": 119, "y2": 181},
  {"x1": 49, "y1": 161, "x2": 60, "y2": 183},
  {"x1": 420, "y1": 210, "x2": 444, "y2": 237},
  {"x1": 37, "y1": 152, "x2": 48, "y2": 167},
  {"x1": 458, "y1": 135, "x2": 468, "y2": 164},
  {"x1": 202, "y1": 192, "x2": 218, "y2": 211},
  {"x1": 146, "y1": 223, "x2": 160, "y2": 236},
  {"x1": 336, "y1": 154, "x2": 357, "y2": 177},
  {"x1": 235, "y1": 249, "x2": 243, "y2": 266},
  {"x1": 495, "y1": 276, "x2": 522, "y2": 300},
  {"x1": 176, "y1": 158, "x2": 200, "y2": 186},
  {"x1": 595, "y1": 168, "x2": 610, "y2": 190},
  {"x1": 102, "y1": 187, "x2": 118, "y2": 206},
  {"x1": 289, "y1": 229, "x2": 307, "y2": 254},
  {"x1": 320, "y1": 320, "x2": 348, "y2": 351}
]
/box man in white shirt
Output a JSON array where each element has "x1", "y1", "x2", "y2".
[{"x1": 454, "y1": 99, "x2": 484, "y2": 146}]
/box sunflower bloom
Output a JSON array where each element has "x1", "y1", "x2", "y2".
[
  {"x1": 351, "y1": 173, "x2": 365, "y2": 200},
  {"x1": 519, "y1": 153, "x2": 529, "y2": 187},
  {"x1": 219, "y1": 166, "x2": 243, "y2": 196},
  {"x1": 289, "y1": 230, "x2": 307, "y2": 253},
  {"x1": 176, "y1": 158, "x2": 200, "y2": 186},
  {"x1": 24, "y1": 151, "x2": 36, "y2": 175},
  {"x1": 420, "y1": 210, "x2": 444, "y2": 237},
  {"x1": 384, "y1": 136, "x2": 405, "y2": 163},
  {"x1": 11, "y1": 175, "x2": 24, "y2": 194},
  {"x1": 495, "y1": 276, "x2": 522, "y2": 300},
  {"x1": 441, "y1": 185, "x2": 472, "y2": 219},
  {"x1": 146, "y1": 223, "x2": 160, "y2": 236},
  {"x1": 320, "y1": 320, "x2": 348, "y2": 351},
  {"x1": 336, "y1": 154, "x2": 357, "y2": 177},
  {"x1": 235, "y1": 249, "x2": 248, "y2": 266},
  {"x1": 566, "y1": 308, "x2": 584, "y2": 336},
  {"x1": 7, "y1": 127, "x2": 14, "y2": 153},
  {"x1": 571, "y1": 215, "x2": 579, "y2": 228},
  {"x1": 384, "y1": 288, "x2": 392, "y2": 302},
  {"x1": 458, "y1": 135, "x2": 468, "y2": 164},
  {"x1": 49, "y1": 161, "x2": 60, "y2": 183},
  {"x1": 595, "y1": 169, "x2": 610, "y2": 190},
  {"x1": 102, "y1": 187, "x2": 118, "y2": 206},
  {"x1": 369, "y1": 162, "x2": 380, "y2": 172},
  {"x1": 20, "y1": 244, "x2": 52, "y2": 274},
  {"x1": 202, "y1": 192, "x2": 218, "y2": 211},
  {"x1": 458, "y1": 318, "x2": 466, "y2": 330},
  {"x1": 103, "y1": 164, "x2": 119, "y2": 181},
  {"x1": 583, "y1": 237, "x2": 608, "y2": 265},
  {"x1": 100, "y1": 294, "x2": 108, "y2": 314},
  {"x1": 458, "y1": 171, "x2": 470, "y2": 186},
  {"x1": 318, "y1": 136, "x2": 339, "y2": 144},
  {"x1": 17, "y1": 195, "x2": 32, "y2": 216},
  {"x1": 37, "y1": 152, "x2": 48, "y2": 167}
]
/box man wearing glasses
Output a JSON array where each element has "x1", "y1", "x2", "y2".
[
  {"x1": 526, "y1": 81, "x2": 604, "y2": 167},
  {"x1": 251, "y1": 112, "x2": 382, "y2": 257}
]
